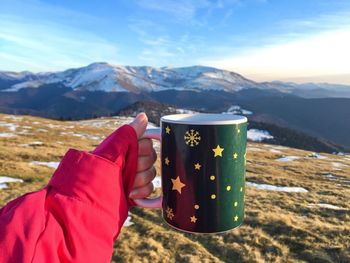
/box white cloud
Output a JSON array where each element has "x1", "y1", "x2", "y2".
[
  {"x1": 135, "y1": 0, "x2": 211, "y2": 21},
  {"x1": 0, "y1": 15, "x2": 120, "y2": 72},
  {"x1": 199, "y1": 10, "x2": 350, "y2": 83},
  {"x1": 201, "y1": 27, "x2": 350, "y2": 83},
  {"x1": 0, "y1": 0, "x2": 121, "y2": 72}
]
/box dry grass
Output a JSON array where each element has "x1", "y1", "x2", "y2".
[{"x1": 1, "y1": 113, "x2": 349, "y2": 262}]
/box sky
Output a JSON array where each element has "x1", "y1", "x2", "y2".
[{"x1": 1, "y1": 0, "x2": 350, "y2": 84}]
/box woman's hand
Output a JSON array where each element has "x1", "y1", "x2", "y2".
[{"x1": 129, "y1": 113, "x2": 157, "y2": 199}]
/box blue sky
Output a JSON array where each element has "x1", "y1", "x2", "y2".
[{"x1": 1, "y1": 0, "x2": 350, "y2": 84}]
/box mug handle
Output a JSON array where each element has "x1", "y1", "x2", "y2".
[{"x1": 133, "y1": 128, "x2": 163, "y2": 209}]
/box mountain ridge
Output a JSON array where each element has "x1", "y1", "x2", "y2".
[{"x1": 2, "y1": 62, "x2": 350, "y2": 98}]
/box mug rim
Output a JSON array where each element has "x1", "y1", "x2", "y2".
[{"x1": 161, "y1": 113, "x2": 247, "y2": 125}]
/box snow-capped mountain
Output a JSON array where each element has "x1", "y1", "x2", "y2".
[
  {"x1": 1, "y1": 62, "x2": 263, "y2": 93},
  {"x1": 2, "y1": 63, "x2": 350, "y2": 98},
  {"x1": 1, "y1": 62, "x2": 350, "y2": 150}
]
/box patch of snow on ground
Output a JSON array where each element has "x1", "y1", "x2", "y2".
[
  {"x1": 241, "y1": 109, "x2": 253, "y2": 115},
  {"x1": 247, "y1": 129, "x2": 273, "y2": 142},
  {"x1": 270, "y1": 149, "x2": 282, "y2": 153},
  {"x1": 17, "y1": 130, "x2": 31, "y2": 135},
  {"x1": 4, "y1": 115, "x2": 23, "y2": 121},
  {"x1": 307, "y1": 152, "x2": 327, "y2": 159},
  {"x1": 0, "y1": 133, "x2": 17, "y2": 137},
  {"x1": 276, "y1": 156, "x2": 300, "y2": 162},
  {"x1": 332, "y1": 162, "x2": 347, "y2": 168},
  {"x1": 246, "y1": 182, "x2": 308, "y2": 193},
  {"x1": 19, "y1": 141, "x2": 43, "y2": 147},
  {"x1": 46, "y1": 124, "x2": 61, "y2": 129},
  {"x1": 223, "y1": 105, "x2": 253, "y2": 115},
  {"x1": 0, "y1": 176, "x2": 24, "y2": 189},
  {"x1": 0, "y1": 122, "x2": 18, "y2": 131},
  {"x1": 152, "y1": 176, "x2": 162, "y2": 189},
  {"x1": 76, "y1": 117, "x2": 134, "y2": 128},
  {"x1": 308, "y1": 203, "x2": 347, "y2": 210},
  {"x1": 30, "y1": 161, "x2": 60, "y2": 169},
  {"x1": 175, "y1": 108, "x2": 198, "y2": 114},
  {"x1": 248, "y1": 147, "x2": 264, "y2": 152},
  {"x1": 264, "y1": 145, "x2": 288, "y2": 150},
  {"x1": 123, "y1": 212, "x2": 134, "y2": 227},
  {"x1": 322, "y1": 173, "x2": 335, "y2": 178}
]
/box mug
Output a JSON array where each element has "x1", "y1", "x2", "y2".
[{"x1": 134, "y1": 113, "x2": 247, "y2": 234}]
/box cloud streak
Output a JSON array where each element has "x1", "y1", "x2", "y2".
[
  {"x1": 0, "y1": 1, "x2": 120, "y2": 72},
  {"x1": 199, "y1": 11, "x2": 350, "y2": 84}
]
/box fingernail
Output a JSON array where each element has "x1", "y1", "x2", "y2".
[{"x1": 136, "y1": 113, "x2": 147, "y2": 123}]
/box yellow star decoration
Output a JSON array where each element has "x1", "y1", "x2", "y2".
[
  {"x1": 210, "y1": 175, "x2": 215, "y2": 181},
  {"x1": 166, "y1": 207, "x2": 174, "y2": 220},
  {"x1": 164, "y1": 157, "x2": 170, "y2": 166},
  {"x1": 190, "y1": 215, "x2": 197, "y2": 223},
  {"x1": 171, "y1": 176, "x2": 186, "y2": 194},
  {"x1": 194, "y1": 204, "x2": 200, "y2": 209},
  {"x1": 194, "y1": 163, "x2": 201, "y2": 170},
  {"x1": 233, "y1": 152, "x2": 238, "y2": 159},
  {"x1": 211, "y1": 194, "x2": 216, "y2": 199},
  {"x1": 234, "y1": 215, "x2": 239, "y2": 222},
  {"x1": 212, "y1": 145, "x2": 224, "y2": 157},
  {"x1": 234, "y1": 202, "x2": 238, "y2": 207},
  {"x1": 226, "y1": 185, "x2": 231, "y2": 191},
  {"x1": 165, "y1": 126, "x2": 171, "y2": 134}
]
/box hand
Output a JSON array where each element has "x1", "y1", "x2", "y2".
[{"x1": 128, "y1": 113, "x2": 157, "y2": 199}]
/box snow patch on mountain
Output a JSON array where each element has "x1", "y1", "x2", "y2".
[
  {"x1": 276, "y1": 156, "x2": 300, "y2": 162},
  {"x1": 1, "y1": 63, "x2": 260, "y2": 93},
  {"x1": 247, "y1": 129, "x2": 273, "y2": 142},
  {"x1": 223, "y1": 105, "x2": 253, "y2": 115}
]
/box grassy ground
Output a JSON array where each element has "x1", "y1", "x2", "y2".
[{"x1": 1, "y1": 113, "x2": 349, "y2": 262}]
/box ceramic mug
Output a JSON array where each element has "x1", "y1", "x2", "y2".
[{"x1": 134, "y1": 113, "x2": 247, "y2": 234}]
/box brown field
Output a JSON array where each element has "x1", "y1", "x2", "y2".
[{"x1": 0, "y1": 113, "x2": 349, "y2": 263}]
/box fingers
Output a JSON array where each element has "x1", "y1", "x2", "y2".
[
  {"x1": 133, "y1": 166, "x2": 156, "y2": 188},
  {"x1": 137, "y1": 148, "x2": 157, "y2": 172},
  {"x1": 129, "y1": 113, "x2": 148, "y2": 139},
  {"x1": 138, "y1": 138, "x2": 153, "y2": 156},
  {"x1": 129, "y1": 182, "x2": 154, "y2": 199}
]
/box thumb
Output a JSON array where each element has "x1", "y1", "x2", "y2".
[{"x1": 129, "y1": 112, "x2": 148, "y2": 139}]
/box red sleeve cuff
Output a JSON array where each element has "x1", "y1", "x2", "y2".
[{"x1": 48, "y1": 125, "x2": 139, "y2": 218}]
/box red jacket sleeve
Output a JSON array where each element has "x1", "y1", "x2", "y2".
[{"x1": 0, "y1": 125, "x2": 138, "y2": 263}]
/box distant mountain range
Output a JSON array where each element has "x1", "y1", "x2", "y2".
[
  {"x1": 1, "y1": 62, "x2": 350, "y2": 97},
  {"x1": 0, "y1": 62, "x2": 350, "y2": 150}
]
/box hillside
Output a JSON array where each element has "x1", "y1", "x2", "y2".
[
  {"x1": 118, "y1": 101, "x2": 347, "y2": 153},
  {"x1": 0, "y1": 113, "x2": 349, "y2": 262}
]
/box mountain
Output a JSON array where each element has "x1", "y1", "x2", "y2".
[
  {"x1": 1, "y1": 62, "x2": 350, "y2": 149},
  {"x1": 0, "y1": 62, "x2": 262, "y2": 93},
  {"x1": 2, "y1": 62, "x2": 350, "y2": 97}
]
